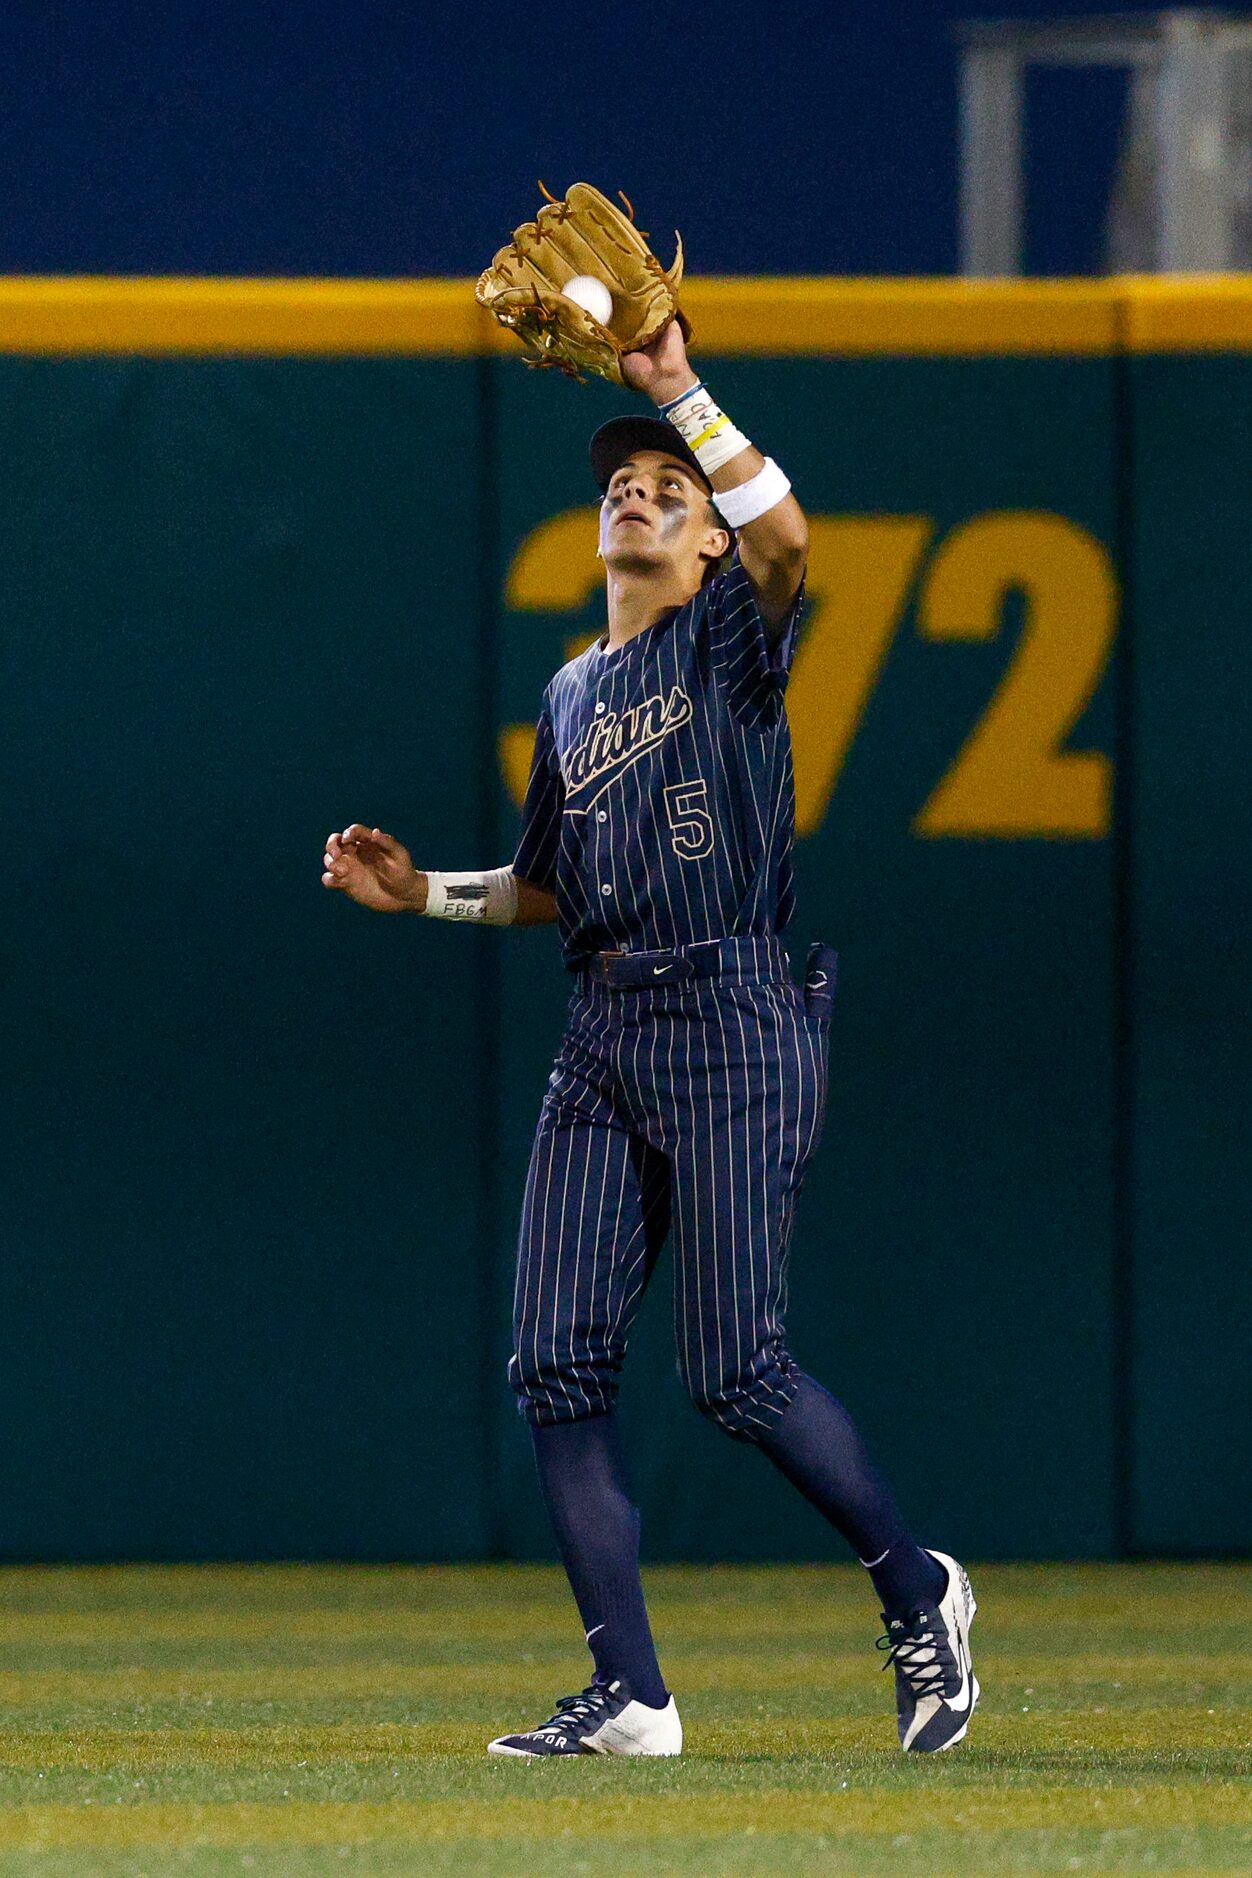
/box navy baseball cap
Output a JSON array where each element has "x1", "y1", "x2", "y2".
[{"x1": 589, "y1": 415, "x2": 712, "y2": 496}]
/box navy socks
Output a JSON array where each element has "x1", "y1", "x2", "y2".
[
  {"x1": 533, "y1": 1381, "x2": 943, "y2": 1683},
  {"x1": 530, "y1": 1414, "x2": 669, "y2": 1709},
  {"x1": 860, "y1": 1539, "x2": 950, "y2": 1622},
  {"x1": 759, "y1": 1373, "x2": 947, "y2": 1619}
]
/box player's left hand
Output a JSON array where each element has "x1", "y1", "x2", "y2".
[
  {"x1": 621, "y1": 319, "x2": 698, "y2": 407},
  {"x1": 322, "y1": 824, "x2": 425, "y2": 913}
]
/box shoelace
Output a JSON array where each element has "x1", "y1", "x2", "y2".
[
  {"x1": 533, "y1": 1685, "x2": 616, "y2": 1738},
  {"x1": 876, "y1": 1614, "x2": 957, "y2": 1700}
]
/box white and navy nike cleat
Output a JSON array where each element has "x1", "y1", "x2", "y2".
[
  {"x1": 487, "y1": 1679, "x2": 683, "y2": 1757},
  {"x1": 878, "y1": 1549, "x2": 979, "y2": 1753}
]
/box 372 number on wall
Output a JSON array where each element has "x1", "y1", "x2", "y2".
[{"x1": 500, "y1": 508, "x2": 1118, "y2": 841}]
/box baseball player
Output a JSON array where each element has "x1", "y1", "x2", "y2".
[{"x1": 322, "y1": 315, "x2": 978, "y2": 1758}]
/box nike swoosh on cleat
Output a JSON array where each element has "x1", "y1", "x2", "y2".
[
  {"x1": 653, "y1": 965, "x2": 672, "y2": 975},
  {"x1": 948, "y1": 1626, "x2": 974, "y2": 1712}
]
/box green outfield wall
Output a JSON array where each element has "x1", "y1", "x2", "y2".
[{"x1": 1, "y1": 279, "x2": 1248, "y2": 1563}]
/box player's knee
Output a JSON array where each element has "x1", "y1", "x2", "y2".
[
  {"x1": 508, "y1": 1347, "x2": 618, "y2": 1423},
  {"x1": 681, "y1": 1352, "x2": 795, "y2": 1445}
]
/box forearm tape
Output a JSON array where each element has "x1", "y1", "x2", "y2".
[
  {"x1": 422, "y1": 867, "x2": 518, "y2": 925},
  {"x1": 659, "y1": 383, "x2": 791, "y2": 526},
  {"x1": 659, "y1": 381, "x2": 750, "y2": 474}
]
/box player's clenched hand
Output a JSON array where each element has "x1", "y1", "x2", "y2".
[{"x1": 321, "y1": 825, "x2": 427, "y2": 914}]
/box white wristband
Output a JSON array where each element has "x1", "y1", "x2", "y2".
[
  {"x1": 659, "y1": 382, "x2": 751, "y2": 476},
  {"x1": 422, "y1": 867, "x2": 518, "y2": 925},
  {"x1": 711, "y1": 458, "x2": 792, "y2": 530}
]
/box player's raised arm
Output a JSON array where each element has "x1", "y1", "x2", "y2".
[
  {"x1": 621, "y1": 320, "x2": 808, "y2": 627},
  {"x1": 321, "y1": 826, "x2": 556, "y2": 925}
]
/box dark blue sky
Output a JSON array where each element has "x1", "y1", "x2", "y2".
[{"x1": 0, "y1": 1, "x2": 1178, "y2": 276}]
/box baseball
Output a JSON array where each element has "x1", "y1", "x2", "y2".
[{"x1": 562, "y1": 274, "x2": 614, "y2": 326}]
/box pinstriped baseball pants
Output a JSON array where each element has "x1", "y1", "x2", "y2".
[{"x1": 510, "y1": 936, "x2": 832, "y2": 1443}]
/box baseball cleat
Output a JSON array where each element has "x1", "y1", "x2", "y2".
[
  {"x1": 486, "y1": 1678, "x2": 683, "y2": 1757},
  {"x1": 877, "y1": 1549, "x2": 979, "y2": 1753}
]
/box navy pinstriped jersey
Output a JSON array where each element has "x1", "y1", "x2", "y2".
[{"x1": 513, "y1": 555, "x2": 805, "y2": 969}]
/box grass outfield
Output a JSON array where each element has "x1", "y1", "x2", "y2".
[{"x1": 0, "y1": 1564, "x2": 1244, "y2": 1876}]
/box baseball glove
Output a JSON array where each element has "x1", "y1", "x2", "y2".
[{"x1": 475, "y1": 182, "x2": 690, "y2": 385}]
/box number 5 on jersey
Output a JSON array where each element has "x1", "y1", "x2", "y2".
[{"x1": 665, "y1": 780, "x2": 716, "y2": 860}]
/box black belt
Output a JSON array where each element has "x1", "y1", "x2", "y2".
[{"x1": 581, "y1": 935, "x2": 837, "y2": 1011}]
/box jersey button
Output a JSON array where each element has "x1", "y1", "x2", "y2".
[
  {"x1": 601, "y1": 883, "x2": 613, "y2": 896},
  {"x1": 594, "y1": 701, "x2": 607, "y2": 714},
  {"x1": 597, "y1": 811, "x2": 608, "y2": 823}
]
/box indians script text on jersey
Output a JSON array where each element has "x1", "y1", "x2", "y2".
[{"x1": 513, "y1": 557, "x2": 805, "y2": 967}]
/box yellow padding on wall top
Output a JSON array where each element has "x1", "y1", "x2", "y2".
[
  {"x1": 0, "y1": 274, "x2": 1249, "y2": 355},
  {"x1": 1118, "y1": 274, "x2": 1252, "y2": 350},
  {"x1": 681, "y1": 278, "x2": 1119, "y2": 354},
  {"x1": 0, "y1": 278, "x2": 500, "y2": 357}
]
